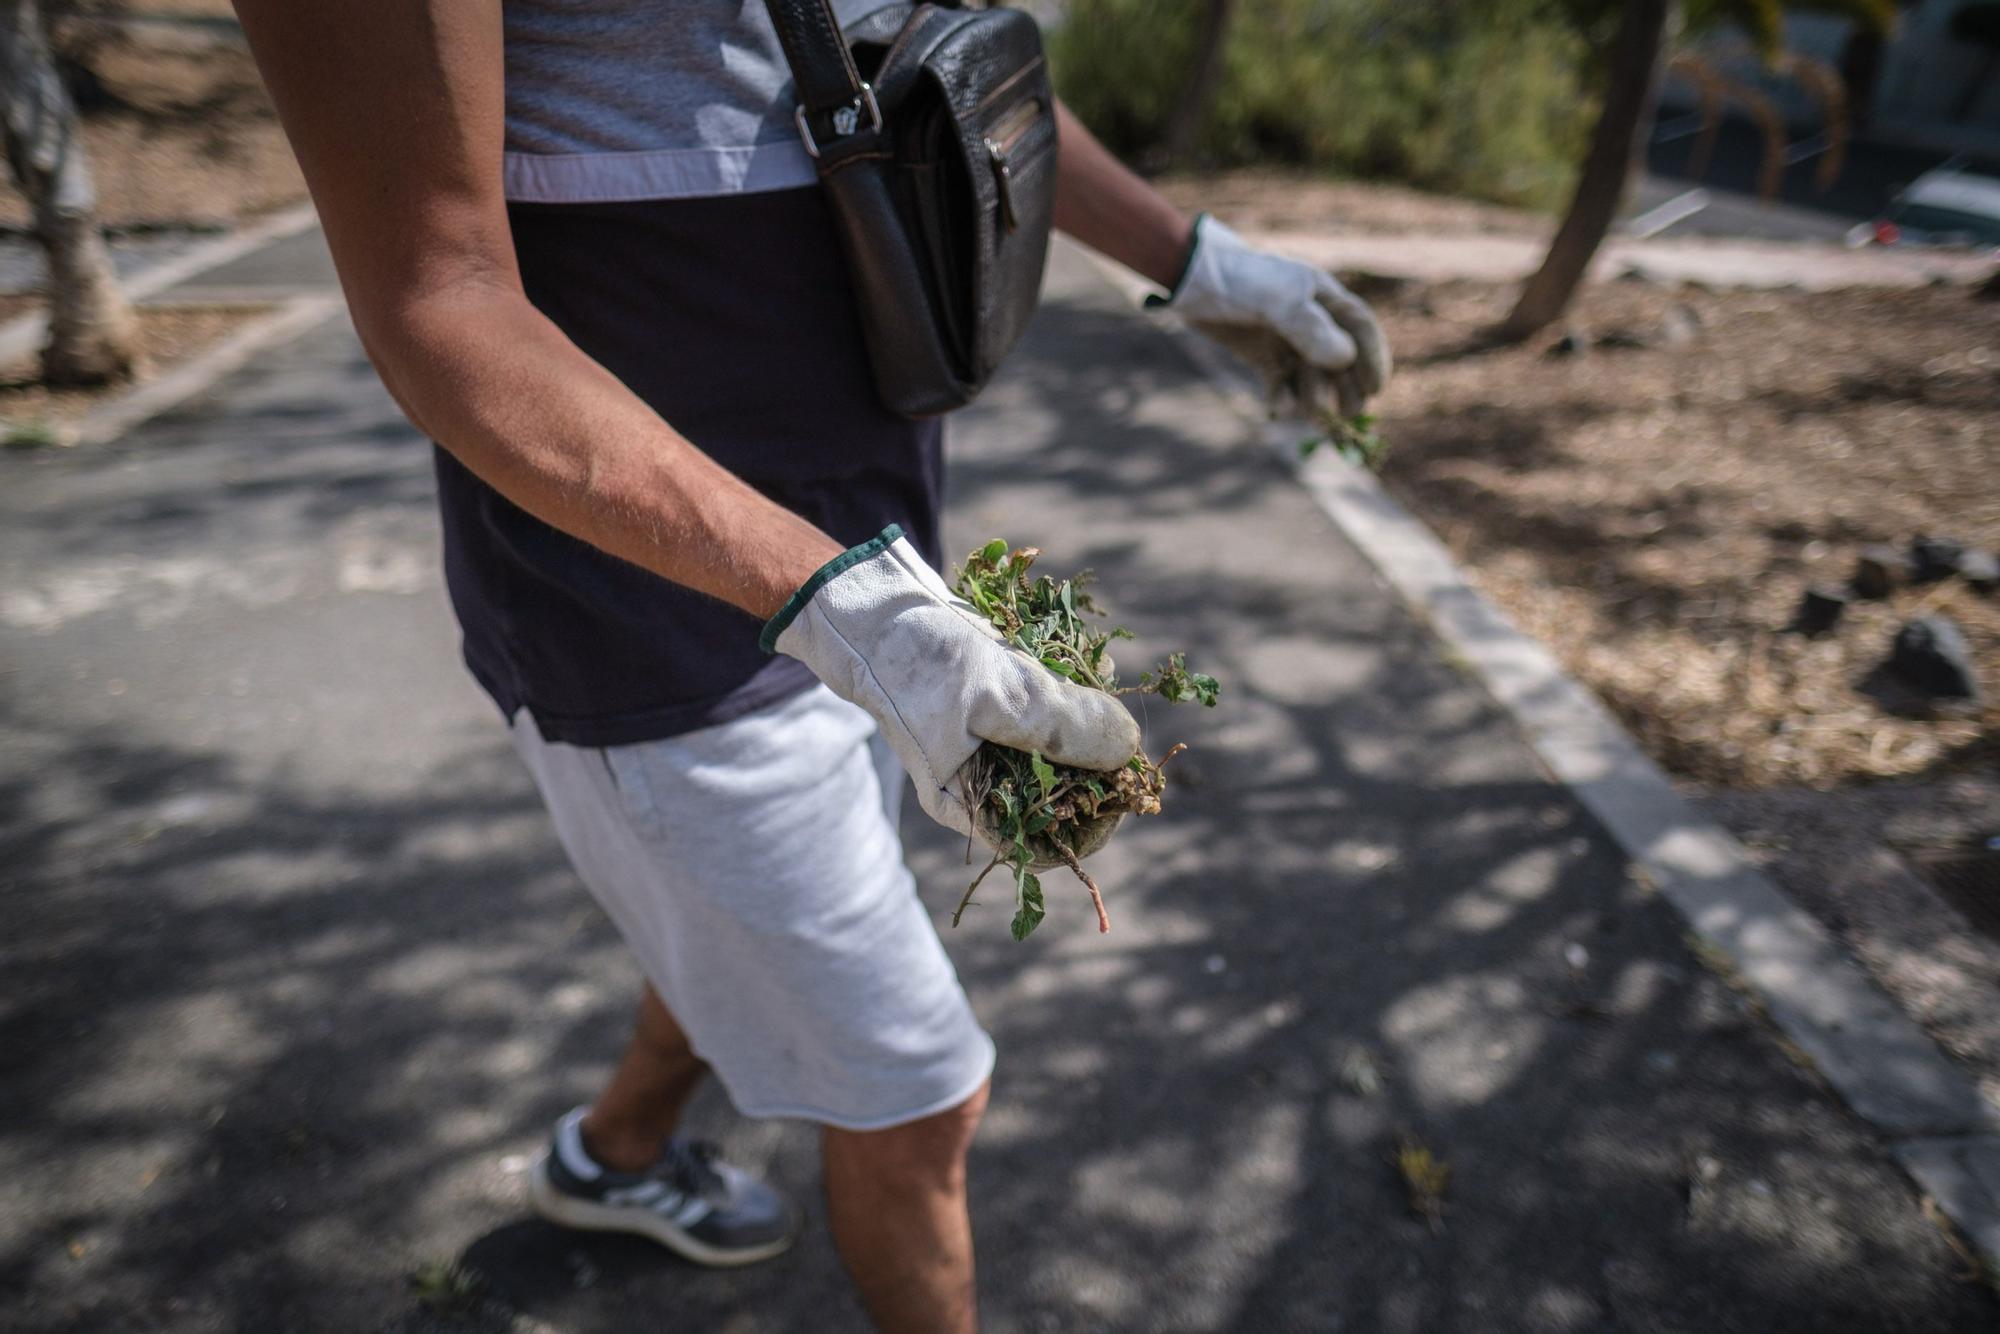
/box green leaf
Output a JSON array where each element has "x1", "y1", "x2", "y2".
[
  {"x1": 1010, "y1": 868, "x2": 1045, "y2": 941},
  {"x1": 981, "y1": 538, "x2": 1008, "y2": 565},
  {"x1": 1029, "y1": 751, "x2": 1057, "y2": 801},
  {"x1": 1039, "y1": 657, "x2": 1076, "y2": 679}
]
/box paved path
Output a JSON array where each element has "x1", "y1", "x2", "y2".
[
  {"x1": 3, "y1": 240, "x2": 1994, "y2": 1333},
  {"x1": 0, "y1": 232, "x2": 216, "y2": 295},
  {"x1": 1242, "y1": 227, "x2": 1993, "y2": 290}
]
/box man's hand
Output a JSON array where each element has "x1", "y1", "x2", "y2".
[
  {"x1": 1160, "y1": 216, "x2": 1391, "y2": 421},
  {"x1": 764, "y1": 528, "x2": 1141, "y2": 836},
  {"x1": 1048, "y1": 102, "x2": 1389, "y2": 421}
]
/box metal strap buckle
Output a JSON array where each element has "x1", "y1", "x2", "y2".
[{"x1": 795, "y1": 82, "x2": 882, "y2": 159}]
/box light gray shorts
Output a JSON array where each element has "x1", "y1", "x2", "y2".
[{"x1": 509, "y1": 685, "x2": 996, "y2": 1131}]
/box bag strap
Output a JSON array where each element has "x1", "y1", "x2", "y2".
[
  {"x1": 764, "y1": 0, "x2": 870, "y2": 120},
  {"x1": 765, "y1": 1, "x2": 964, "y2": 157}
]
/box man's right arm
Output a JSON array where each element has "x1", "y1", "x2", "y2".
[
  {"x1": 232, "y1": 0, "x2": 843, "y2": 619},
  {"x1": 236, "y1": 0, "x2": 1144, "y2": 831}
]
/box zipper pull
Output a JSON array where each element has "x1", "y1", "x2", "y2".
[{"x1": 986, "y1": 138, "x2": 1019, "y2": 234}]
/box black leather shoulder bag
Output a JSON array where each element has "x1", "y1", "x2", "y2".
[{"x1": 764, "y1": 0, "x2": 1058, "y2": 417}]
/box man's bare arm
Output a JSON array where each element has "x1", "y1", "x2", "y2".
[
  {"x1": 1051, "y1": 100, "x2": 1196, "y2": 292},
  {"x1": 232, "y1": 0, "x2": 842, "y2": 619},
  {"x1": 1049, "y1": 97, "x2": 1388, "y2": 417}
]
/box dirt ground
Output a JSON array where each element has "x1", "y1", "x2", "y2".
[
  {"x1": 0, "y1": 18, "x2": 295, "y2": 427},
  {"x1": 1367, "y1": 277, "x2": 1997, "y2": 790},
  {"x1": 1361, "y1": 273, "x2": 2000, "y2": 1103},
  {"x1": 1159, "y1": 168, "x2": 1552, "y2": 240},
  {"x1": 0, "y1": 17, "x2": 302, "y2": 230},
  {"x1": 1, "y1": 303, "x2": 270, "y2": 435}
]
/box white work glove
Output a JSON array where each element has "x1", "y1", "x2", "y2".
[
  {"x1": 1154, "y1": 214, "x2": 1391, "y2": 420},
  {"x1": 762, "y1": 526, "x2": 1142, "y2": 836}
]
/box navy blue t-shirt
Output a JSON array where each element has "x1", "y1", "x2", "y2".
[{"x1": 434, "y1": 187, "x2": 944, "y2": 746}]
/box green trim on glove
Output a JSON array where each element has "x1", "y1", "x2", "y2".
[
  {"x1": 1144, "y1": 213, "x2": 1209, "y2": 310},
  {"x1": 759, "y1": 523, "x2": 906, "y2": 654}
]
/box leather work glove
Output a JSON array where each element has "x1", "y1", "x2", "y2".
[
  {"x1": 1153, "y1": 214, "x2": 1391, "y2": 421},
  {"x1": 761, "y1": 525, "x2": 1142, "y2": 836}
]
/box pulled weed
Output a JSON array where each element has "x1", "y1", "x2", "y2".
[{"x1": 950, "y1": 540, "x2": 1217, "y2": 940}]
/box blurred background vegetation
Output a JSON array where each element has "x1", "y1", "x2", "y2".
[{"x1": 1051, "y1": 0, "x2": 1597, "y2": 210}]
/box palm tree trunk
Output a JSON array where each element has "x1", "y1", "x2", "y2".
[
  {"x1": 0, "y1": 0, "x2": 140, "y2": 385},
  {"x1": 1160, "y1": 0, "x2": 1237, "y2": 169},
  {"x1": 1497, "y1": 0, "x2": 1676, "y2": 344}
]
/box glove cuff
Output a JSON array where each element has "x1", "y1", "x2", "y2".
[
  {"x1": 758, "y1": 523, "x2": 905, "y2": 654},
  {"x1": 1145, "y1": 212, "x2": 1214, "y2": 310}
]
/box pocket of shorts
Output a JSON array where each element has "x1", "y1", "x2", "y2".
[{"x1": 599, "y1": 744, "x2": 665, "y2": 840}]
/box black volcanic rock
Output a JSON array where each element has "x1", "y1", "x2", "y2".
[{"x1": 1889, "y1": 616, "x2": 1981, "y2": 701}]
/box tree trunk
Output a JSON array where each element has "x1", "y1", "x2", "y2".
[
  {"x1": 1159, "y1": 0, "x2": 1237, "y2": 169},
  {"x1": 1953, "y1": 47, "x2": 1998, "y2": 123},
  {"x1": 0, "y1": 0, "x2": 140, "y2": 385},
  {"x1": 1497, "y1": 0, "x2": 1675, "y2": 344},
  {"x1": 1950, "y1": 6, "x2": 2000, "y2": 123}
]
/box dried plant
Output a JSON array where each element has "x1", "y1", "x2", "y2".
[{"x1": 1394, "y1": 1133, "x2": 1451, "y2": 1232}]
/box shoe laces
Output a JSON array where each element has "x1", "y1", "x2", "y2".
[{"x1": 656, "y1": 1138, "x2": 726, "y2": 1200}]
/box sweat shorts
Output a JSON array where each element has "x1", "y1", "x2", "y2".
[{"x1": 509, "y1": 683, "x2": 997, "y2": 1130}]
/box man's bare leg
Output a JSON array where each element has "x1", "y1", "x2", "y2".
[
  {"x1": 822, "y1": 1080, "x2": 989, "y2": 1334},
  {"x1": 579, "y1": 983, "x2": 709, "y2": 1172}
]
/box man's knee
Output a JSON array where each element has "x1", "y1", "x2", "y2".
[
  {"x1": 918, "y1": 1080, "x2": 989, "y2": 1155},
  {"x1": 825, "y1": 1080, "x2": 990, "y2": 1185}
]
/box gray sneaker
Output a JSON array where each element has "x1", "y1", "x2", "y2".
[{"x1": 527, "y1": 1107, "x2": 798, "y2": 1266}]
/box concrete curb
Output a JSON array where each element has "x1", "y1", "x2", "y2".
[
  {"x1": 1899, "y1": 1138, "x2": 2000, "y2": 1275},
  {"x1": 1076, "y1": 244, "x2": 2000, "y2": 1273},
  {"x1": 73, "y1": 293, "x2": 344, "y2": 447},
  {"x1": 0, "y1": 202, "x2": 320, "y2": 367}
]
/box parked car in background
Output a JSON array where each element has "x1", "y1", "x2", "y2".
[{"x1": 1848, "y1": 163, "x2": 2000, "y2": 249}]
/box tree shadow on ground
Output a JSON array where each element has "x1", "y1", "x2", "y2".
[
  {"x1": 456, "y1": 276, "x2": 1990, "y2": 1333},
  {"x1": 5, "y1": 267, "x2": 1994, "y2": 1333}
]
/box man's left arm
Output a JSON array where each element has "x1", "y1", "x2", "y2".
[{"x1": 1050, "y1": 99, "x2": 1391, "y2": 419}]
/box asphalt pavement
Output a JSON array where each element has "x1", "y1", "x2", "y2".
[{"x1": 3, "y1": 240, "x2": 1995, "y2": 1333}]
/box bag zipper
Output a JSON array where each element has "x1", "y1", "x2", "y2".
[{"x1": 983, "y1": 99, "x2": 1045, "y2": 234}]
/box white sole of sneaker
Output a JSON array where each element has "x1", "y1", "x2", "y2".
[{"x1": 526, "y1": 1154, "x2": 795, "y2": 1268}]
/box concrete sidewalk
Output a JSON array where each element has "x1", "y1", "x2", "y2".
[{"x1": 2, "y1": 240, "x2": 1993, "y2": 1333}]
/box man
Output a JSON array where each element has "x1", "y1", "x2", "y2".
[{"x1": 233, "y1": 3, "x2": 1388, "y2": 1330}]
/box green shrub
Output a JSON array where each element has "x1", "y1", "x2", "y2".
[{"x1": 1050, "y1": 0, "x2": 1595, "y2": 210}]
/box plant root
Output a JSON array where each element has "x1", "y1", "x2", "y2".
[{"x1": 1051, "y1": 836, "x2": 1111, "y2": 934}]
